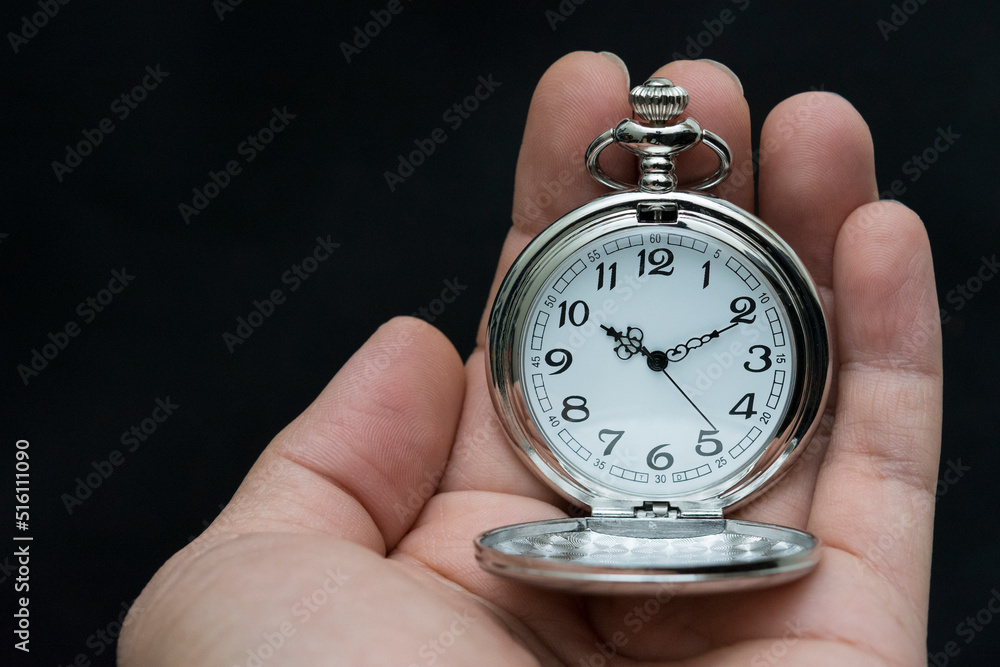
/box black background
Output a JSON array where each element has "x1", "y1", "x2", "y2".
[{"x1": 2, "y1": 2, "x2": 998, "y2": 665}]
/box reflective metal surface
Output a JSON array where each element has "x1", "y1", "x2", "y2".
[
  {"x1": 486, "y1": 191, "x2": 831, "y2": 517},
  {"x1": 585, "y1": 78, "x2": 732, "y2": 192},
  {"x1": 477, "y1": 518, "x2": 819, "y2": 595}
]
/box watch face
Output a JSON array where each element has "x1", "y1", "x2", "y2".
[{"x1": 489, "y1": 193, "x2": 829, "y2": 512}]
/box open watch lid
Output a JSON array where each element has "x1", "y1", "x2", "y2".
[{"x1": 476, "y1": 515, "x2": 819, "y2": 595}]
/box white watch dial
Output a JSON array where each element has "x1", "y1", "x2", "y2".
[{"x1": 518, "y1": 224, "x2": 797, "y2": 500}]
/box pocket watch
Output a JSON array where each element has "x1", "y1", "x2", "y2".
[{"x1": 475, "y1": 78, "x2": 831, "y2": 594}]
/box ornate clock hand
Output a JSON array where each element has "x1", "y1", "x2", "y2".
[
  {"x1": 601, "y1": 324, "x2": 649, "y2": 360},
  {"x1": 601, "y1": 324, "x2": 671, "y2": 372},
  {"x1": 656, "y1": 320, "x2": 742, "y2": 364}
]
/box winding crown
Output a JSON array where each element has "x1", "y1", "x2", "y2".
[{"x1": 629, "y1": 78, "x2": 689, "y2": 126}]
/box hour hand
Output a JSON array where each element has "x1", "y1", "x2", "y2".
[
  {"x1": 601, "y1": 325, "x2": 648, "y2": 361},
  {"x1": 601, "y1": 325, "x2": 672, "y2": 372}
]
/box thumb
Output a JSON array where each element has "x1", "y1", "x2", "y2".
[
  {"x1": 119, "y1": 317, "x2": 467, "y2": 665},
  {"x1": 213, "y1": 316, "x2": 467, "y2": 553}
]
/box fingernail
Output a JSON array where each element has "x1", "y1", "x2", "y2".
[
  {"x1": 699, "y1": 59, "x2": 743, "y2": 94},
  {"x1": 599, "y1": 51, "x2": 630, "y2": 88}
]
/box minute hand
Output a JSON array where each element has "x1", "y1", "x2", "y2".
[{"x1": 659, "y1": 321, "x2": 740, "y2": 364}]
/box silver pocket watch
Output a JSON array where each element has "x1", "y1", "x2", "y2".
[{"x1": 475, "y1": 78, "x2": 831, "y2": 595}]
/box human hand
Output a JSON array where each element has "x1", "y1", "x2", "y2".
[{"x1": 119, "y1": 53, "x2": 942, "y2": 666}]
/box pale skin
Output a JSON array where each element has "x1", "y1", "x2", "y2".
[{"x1": 119, "y1": 53, "x2": 943, "y2": 666}]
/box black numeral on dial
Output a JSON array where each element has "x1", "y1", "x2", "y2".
[
  {"x1": 696, "y1": 429, "x2": 723, "y2": 456},
  {"x1": 545, "y1": 348, "x2": 573, "y2": 375},
  {"x1": 646, "y1": 444, "x2": 674, "y2": 470},
  {"x1": 558, "y1": 300, "x2": 589, "y2": 327},
  {"x1": 596, "y1": 262, "x2": 617, "y2": 290},
  {"x1": 744, "y1": 345, "x2": 772, "y2": 372},
  {"x1": 561, "y1": 396, "x2": 590, "y2": 422},
  {"x1": 729, "y1": 393, "x2": 758, "y2": 419},
  {"x1": 637, "y1": 248, "x2": 674, "y2": 277},
  {"x1": 598, "y1": 429, "x2": 624, "y2": 456},
  {"x1": 730, "y1": 297, "x2": 757, "y2": 324}
]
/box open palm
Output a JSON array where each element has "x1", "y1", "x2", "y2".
[{"x1": 120, "y1": 54, "x2": 942, "y2": 666}]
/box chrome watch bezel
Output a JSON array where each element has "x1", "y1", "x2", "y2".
[{"x1": 486, "y1": 190, "x2": 830, "y2": 517}]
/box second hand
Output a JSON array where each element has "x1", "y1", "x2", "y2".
[
  {"x1": 659, "y1": 368, "x2": 717, "y2": 431},
  {"x1": 602, "y1": 323, "x2": 716, "y2": 429}
]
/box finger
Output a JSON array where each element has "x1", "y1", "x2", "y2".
[
  {"x1": 447, "y1": 52, "x2": 631, "y2": 498},
  {"x1": 437, "y1": 350, "x2": 564, "y2": 504},
  {"x1": 453, "y1": 58, "x2": 750, "y2": 498},
  {"x1": 511, "y1": 51, "x2": 634, "y2": 237},
  {"x1": 654, "y1": 59, "x2": 753, "y2": 212},
  {"x1": 759, "y1": 92, "x2": 878, "y2": 291},
  {"x1": 736, "y1": 93, "x2": 878, "y2": 527},
  {"x1": 809, "y1": 201, "x2": 942, "y2": 611},
  {"x1": 210, "y1": 317, "x2": 466, "y2": 553},
  {"x1": 473, "y1": 51, "x2": 633, "y2": 351}
]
